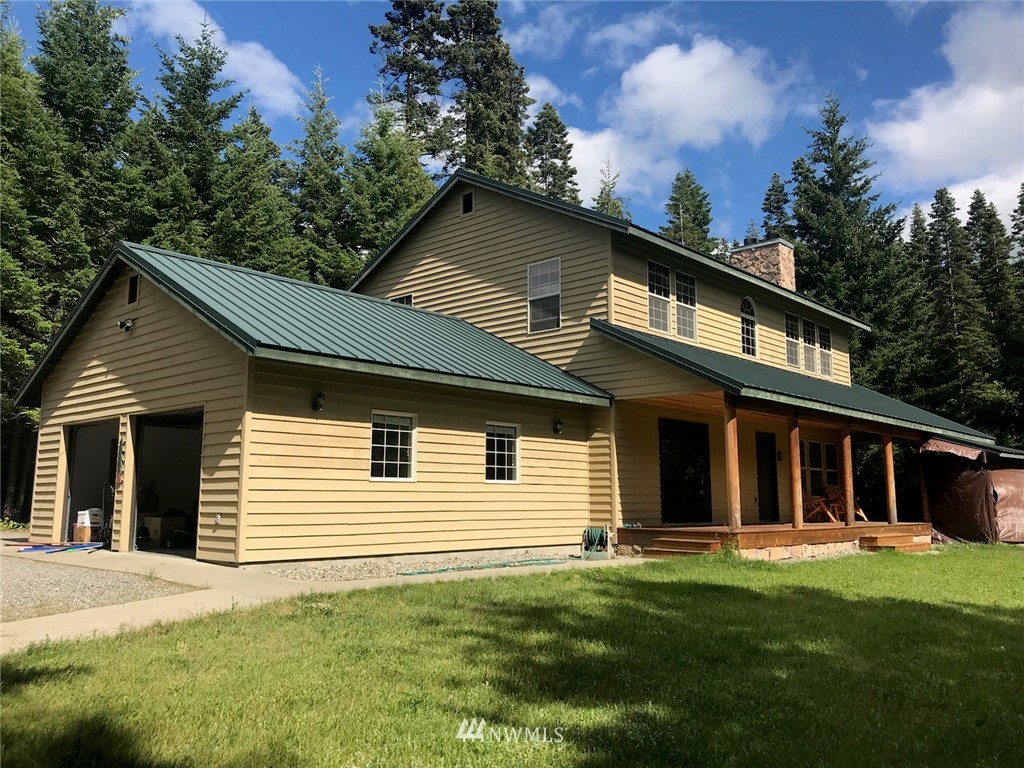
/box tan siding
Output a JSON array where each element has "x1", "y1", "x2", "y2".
[
  {"x1": 31, "y1": 271, "x2": 248, "y2": 563},
  {"x1": 612, "y1": 249, "x2": 854, "y2": 385},
  {"x1": 244, "y1": 361, "x2": 595, "y2": 562}
]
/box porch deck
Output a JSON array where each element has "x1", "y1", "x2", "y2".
[{"x1": 617, "y1": 521, "x2": 932, "y2": 557}]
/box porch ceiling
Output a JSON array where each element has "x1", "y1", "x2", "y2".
[{"x1": 592, "y1": 319, "x2": 993, "y2": 445}]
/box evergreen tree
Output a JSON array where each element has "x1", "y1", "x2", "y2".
[
  {"x1": 369, "y1": 0, "x2": 444, "y2": 151},
  {"x1": 659, "y1": 168, "x2": 716, "y2": 254},
  {"x1": 744, "y1": 220, "x2": 761, "y2": 242},
  {"x1": 1011, "y1": 182, "x2": 1024, "y2": 257},
  {"x1": 33, "y1": 0, "x2": 137, "y2": 260},
  {"x1": 348, "y1": 100, "x2": 436, "y2": 269},
  {"x1": 526, "y1": 102, "x2": 581, "y2": 205},
  {"x1": 439, "y1": 0, "x2": 532, "y2": 184},
  {"x1": 288, "y1": 69, "x2": 356, "y2": 286},
  {"x1": 591, "y1": 158, "x2": 630, "y2": 219},
  {"x1": 921, "y1": 188, "x2": 1013, "y2": 432},
  {"x1": 761, "y1": 171, "x2": 792, "y2": 239},
  {"x1": 209, "y1": 108, "x2": 302, "y2": 278},
  {"x1": 906, "y1": 204, "x2": 929, "y2": 268}
]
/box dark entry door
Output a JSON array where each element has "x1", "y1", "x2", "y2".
[
  {"x1": 659, "y1": 418, "x2": 712, "y2": 524},
  {"x1": 756, "y1": 431, "x2": 780, "y2": 522}
]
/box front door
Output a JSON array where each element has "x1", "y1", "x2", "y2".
[
  {"x1": 659, "y1": 418, "x2": 712, "y2": 524},
  {"x1": 756, "y1": 431, "x2": 780, "y2": 522}
]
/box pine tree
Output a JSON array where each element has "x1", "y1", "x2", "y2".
[
  {"x1": 33, "y1": 0, "x2": 137, "y2": 260},
  {"x1": 921, "y1": 188, "x2": 1013, "y2": 431},
  {"x1": 1011, "y1": 182, "x2": 1024, "y2": 257},
  {"x1": 439, "y1": 0, "x2": 532, "y2": 184},
  {"x1": 369, "y1": 0, "x2": 444, "y2": 151},
  {"x1": 591, "y1": 158, "x2": 630, "y2": 219},
  {"x1": 288, "y1": 69, "x2": 356, "y2": 286},
  {"x1": 744, "y1": 220, "x2": 761, "y2": 242},
  {"x1": 526, "y1": 102, "x2": 581, "y2": 205},
  {"x1": 209, "y1": 108, "x2": 302, "y2": 278},
  {"x1": 906, "y1": 203, "x2": 929, "y2": 268},
  {"x1": 659, "y1": 169, "x2": 715, "y2": 255},
  {"x1": 347, "y1": 100, "x2": 436, "y2": 268},
  {"x1": 761, "y1": 172, "x2": 792, "y2": 240}
]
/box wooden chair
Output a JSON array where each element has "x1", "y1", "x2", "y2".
[
  {"x1": 825, "y1": 483, "x2": 868, "y2": 522},
  {"x1": 803, "y1": 493, "x2": 838, "y2": 523}
]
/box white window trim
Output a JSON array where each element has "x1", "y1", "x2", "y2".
[
  {"x1": 818, "y1": 325, "x2": 833, "y2": 378},
  {"x1": 647, "y1": 261, "x2": 672, "y2": 333},
  {"x1": 740, "y1": 296, "x2": 758, "y2": 358},
  {"x1": 527, "y1": 257, "x2": 561, "y2": 334},
  {"x1": 369, "y1": 410, "x2": 417, "y2": 482},
  {"x1": 785, "y1": 313, "x2": 801, "y2": 369},
  {"x1": 484, "y1": 421, "x2": 520, "y2": 484},
  {"x1": 675, "y1": 271, "x2": 698, "y2": 342},
  {"x1": 389, "y1": 293, "x2": 414, "y2": 306}
]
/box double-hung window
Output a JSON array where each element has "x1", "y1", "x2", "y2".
[
  {"x1": 527, "y1": 258, "x2": 560, "y2": 332},
  {"x1": 648, "y1": 263, "x2": 671, "y2": 332},
  {"x1": 675, "y1": 273, "x2": 697, "y2": 340},
  {"x1": 370, "y1": 412, "x2": 415, "y2": 480},
  {"x1": 485, "y1": 423, "x2": 519, "y2": 482},
  {"x1": 740, "y1": 298, "x2": 757, "y2": 357},
  {"x1": 802, "y1": 319, "x2": 817, "y2": 373},
  {"x1": 785, "y1": 313, "x2": 801, "y2": 368},
  {"x1": 818, "y1": 325, "x2": 833, "y2": 378}
]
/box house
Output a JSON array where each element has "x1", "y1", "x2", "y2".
[{"x1": 15, "y1": 170, "x2": 1006, "y2": 564}]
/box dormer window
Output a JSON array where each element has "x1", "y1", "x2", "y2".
[{"x1": 740, "y1": 298, "x2": 757, "y2": 356}]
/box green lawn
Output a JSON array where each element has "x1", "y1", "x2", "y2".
[{"x1": 3, "y1": 545, "x2": 1022, "y2": 768}]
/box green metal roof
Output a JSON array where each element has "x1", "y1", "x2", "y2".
[
  {"x1": 15, "y1": 243, "x2": 611, "y2": 408},
  {"x1": 348, "y1": 169, "x2": 870, "y2": 331},
  {"x1": 592, "y1": 319, "x2": 994, "y2": 443}
]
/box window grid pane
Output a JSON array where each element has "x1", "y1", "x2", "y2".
[
  {"x1": 675, "y1": 273, "x2": 696, "y2": 306},
  {"x1": 802, "y1": 319, "x2": 817, "y2": 373},
  {"x1": 528, "y1": 259, "x2": 560, "y2": 299},
  {"x1": 785, "y1": 314, "x2": 801, "y2": 367},
  {"x1": 529, "y1": 295, "x2": 560, "y2": 332},
  {"x1": 648, "y1": 263, "x2": 670, "y2": 297},
  {"x1": 371, "y1": 414, "x2": 414, "y2": 479},
  {"x1": 485, "y1": 424, "x2": 518, "y2": 482},
  {"x1": 676, "y1": 305, "x2": 696, "y2": 339},
  {"x1": 528, "y1": 259, "x2": 560, "y2": 332},
  {"x1": 741, "y1": 317, "x2": 756, "y2": 356},
  {"x1": 649, "y1": 295, "x2": 670, "y2": 332},
  {"x1": 818, "y1": 325, "x2": 833, "y2": 377}
]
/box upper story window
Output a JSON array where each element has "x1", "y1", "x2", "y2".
[
  {"x1": 648, "y1": 262, "x2": 671, "y2": 332},
  {"x1": 818, "y1": 325, "x2": 833, "y2": 377},
  {"x1": 527, "y1": 258, "x2": 560, "y2": 332},
  {"x1": 740, "y1": 298, "x2": 757, "y2": 356},
  {"x1": 785, "y1": 313, "x2": 800, "y2": 368},
  {"x1": 127, "y1": 274, "x2": 139, "y2": 304},
  {"x1": 485, "y1": 423, "x2": 519, "y2": 483},
  {"x1": 675, "y1": 273, "x2": 696, "y2": 340},
  {"x1": 390, "y1": 294, "x2": 414, "y2": 306},
  {"x1": 370, "y1": 412, "x2": 415, "y2": 480},
  {"x1": 802, "y1": 319, "x2": 817, "y2": 373},
  {"x1": 461, "y1": 191, "x2": 474, "y2": 214}
]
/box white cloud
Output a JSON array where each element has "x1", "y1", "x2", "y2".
[
  {"x1": 124, "y1": 0, "x2": 303, "y2": 119},
  {"x1": 585, "y1": 7, "x2": 688, "y2": 68},
  {"x1": 526, "y1": 73, "x2": 582, "y2": 116},
  {"x1": 868, "y1": 6, "x2": 1024, "y2": 188},
  {"x1": 506, "y1": 4, "x2": 581, "y2": 60}
]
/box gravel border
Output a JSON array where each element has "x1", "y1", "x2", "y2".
[{"x1": 1, "y1": 556, "x2": 197, "y2": 622}]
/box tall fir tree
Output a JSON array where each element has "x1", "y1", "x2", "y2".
[
  {"x1": 288, "y1": 69, "x2": 356, "y2": 286},
  {"x1": 761, "y1": 171, "x2": 792, "y2": 240},
  {"x1": 921, "y1": 188, "x2": 1013, "y2": 432},
  {"x1": 526, "y1": 102, "x2": 581, "y2": 205},
  {"x1": 438, "y1": 0, "x2": 532, "y2": 184},
  {"x1": 591, "y1": 158, "x2": 630, "y2": 219},
  {"x1": 209, "y1": 108, "x2": 302, "y2": 278},
  {"x1": 368, "y1": 0, "x2": 444, "y2": 152},
  {"x1": 33, "y1": 0, "x2": 137, "y2": 261},
  {"x1": 1011, "y1": 182, "x2": 1024, "y2": 258},
  {"x1": 347, "y1": 100, "x2": 436, "y2": 268},
  {"x1": 906, "y1": 204, "x2": 929, "y2": 268},
  {"x1": 659, "y1": 168, "x2": 716, "y2": 255}
]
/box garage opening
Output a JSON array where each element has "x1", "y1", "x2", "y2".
[
  {"x1": 134, "y1": 411, "x2": 203, "y2": 557},
  {"x1": 65, "y1": 420, "x2": 119, "y2": 545}
]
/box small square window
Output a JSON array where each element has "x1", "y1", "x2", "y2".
[
  {"x1": 462, "y1": 191, "x2": 474, "y2": 214},
  {"x1": 127, "y1": 275, "x2": 139, "y2": 304},
  {"x1": 370, "y1": 412, "x2": 415, "y2": 480}
]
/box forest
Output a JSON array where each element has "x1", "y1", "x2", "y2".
[{"x1": 2, "y1": 0, "x2": 1022, "y2": 520}]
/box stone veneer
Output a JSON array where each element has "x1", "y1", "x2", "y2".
[{"x1": 729, "y1": 239, "x2": 796, "y2": 291}]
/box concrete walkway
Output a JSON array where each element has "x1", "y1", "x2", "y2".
[{"x1": 1, "y1": 545, "x2": 641, "y2": 654}]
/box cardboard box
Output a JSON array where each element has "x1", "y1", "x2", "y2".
[
  {"x1": 142, "y1": 516, "x2": 189, "y2": 547},
  {"x1": 73, "y1": 524, "x2": 92, "y2": 543}
]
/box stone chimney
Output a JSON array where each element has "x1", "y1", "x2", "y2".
[{"x1": 728, "y1": 238, "x2": 796, "y2": 291}]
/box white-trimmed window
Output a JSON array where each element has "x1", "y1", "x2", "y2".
[
  {"x1": 800, "y1": 440, "x2": 839, "y2": 497},
  {"x1": 648, "y1": 262, "x2": 671, "y2": 332},
  {"x1": 802, "y1": 319, "x2": 817, "y2": 373},
  {"x1": 390, "y1": 294, "x2": 414, "y2": 306},
  {"x1": 485, "y1": 423, "x2": 519, "y2": 482},
  {"x1": 740, "y1": 297, "x2": 757, "y2": 356},
  {"x1": 527, "y1": 258, "x2": 560, "y2": 332},
  {"x1": 785, "y1": 313, "x2": 801, "y2": 368},
  {"x1": 818, "y1": 325, "x2": 833, "y2": 378},
  {"x1": 675, "y1": 273, "x2": 697, "y2": 340},
  {"x1": 370, "y1": 412, "x2": 415, "y2": 480},
  {"x1": 127, "y1": 274, "x2": 140, "y2": 304}
]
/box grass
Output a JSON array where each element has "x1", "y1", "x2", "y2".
[{"x1": 2, "y1": 545, "x2": 1022, "y2": 767}]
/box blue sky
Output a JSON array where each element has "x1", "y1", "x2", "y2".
[{"x1": 10, "y1": 1, "x2": 1024, "y2": 239}]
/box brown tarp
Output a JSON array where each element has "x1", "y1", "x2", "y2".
[{"x1": 991, "y1": 469, "x2": 1024, "y2": 543}]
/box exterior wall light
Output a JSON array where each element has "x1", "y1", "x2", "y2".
[
  {"x1": 117, "y1": 318, "x2": 135, "y2": 332},
  {"x1": 312, "y1": 392, "x2": 326, "y2": 412},
  {"x1": 552, "y1": 419, "x2": 564, "y2": 435}
]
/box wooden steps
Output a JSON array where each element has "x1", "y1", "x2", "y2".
[
  {"x1": 644, "y1": 537, "x2": 723, "y2": 558},
  {"x1": 859, "y1": 534, "x2": 930, "y2": 553}
]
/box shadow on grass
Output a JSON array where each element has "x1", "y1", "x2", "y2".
[
  {"x1": 0, "y1": 661, "x2": 89, "y2": 697},
  {"x1": 455, "y1": 565, "x2": 1024, "y2": 767}
]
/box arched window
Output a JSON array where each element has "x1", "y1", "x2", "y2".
[{"x1": 740, "y1": 298, "x2": 757, "y2": 356}]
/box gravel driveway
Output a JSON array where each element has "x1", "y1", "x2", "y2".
[{"x1": 1, "y1": 556, "x2": 196, "y2": 622}]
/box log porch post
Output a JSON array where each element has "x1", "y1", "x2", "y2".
[
  {"x1": 789, "y1": 417, "x2": 803, "y2": 529},
  {"x1": 840, "y1": 427, "x2": 855, "y2": 527},
  {"x1": 883, "y1": 433, "x2": 898, "y2": 524},
  {"x1": 723, "y1": 393, "x2": 742, "y2": 532}
]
